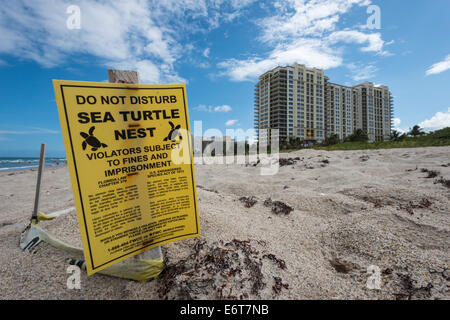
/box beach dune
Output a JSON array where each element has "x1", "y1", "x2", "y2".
[{"x1": 0, "y1": 146, "x2": 449, "y2": 300}]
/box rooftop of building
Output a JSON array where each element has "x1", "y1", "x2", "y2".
[
  {"x1": 258, "y1": 63, "x2": 324, "y2": 79},
  {"x1": 256, "y1": 63, "x2": 390, "y2": 90}
]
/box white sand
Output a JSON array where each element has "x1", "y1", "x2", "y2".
[{"x1": 0, "y1": 146, "x2": 449, "y2": 300}]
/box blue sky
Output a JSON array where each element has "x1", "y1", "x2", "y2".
[{"x1": 0, "y1": 0, "x2": 449, "y2": 157}]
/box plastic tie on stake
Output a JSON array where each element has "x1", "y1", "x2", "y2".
[{"x1": 19, "y1": 207, "x2": 164, "y2": 282}]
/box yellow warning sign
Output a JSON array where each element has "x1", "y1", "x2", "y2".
[{"x1": 53, "y1": 80, "x2": 200, "y2": 275}]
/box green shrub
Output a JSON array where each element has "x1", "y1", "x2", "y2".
[
  {"x1": 322, "y1": 134, "x2": 340, "y2": 146},
  {"x1": 344, "y1": 129, "x2": 368, "y2": 142}
]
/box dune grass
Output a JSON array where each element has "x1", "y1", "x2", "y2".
[{"x1": 314, "y1": 127, "x2": 450, "y2": 151}]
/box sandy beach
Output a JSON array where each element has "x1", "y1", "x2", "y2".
[{"x1": 0, "y1": 146, "x2": 449, "y2": 300}]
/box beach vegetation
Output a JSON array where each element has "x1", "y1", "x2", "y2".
[{"x1": 313, "y1": 127, "x2": 450, "y2": 151}]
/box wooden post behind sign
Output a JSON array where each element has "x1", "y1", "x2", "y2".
[
  {"x1": 31, "y1": 143, "x2": 46, "y2": 223},
  {"x1": 107, "y1": 69, "x2": 163, "y2": 263},
  {"x1": 108, "y1": 70, "x2": 139, "y2": 84}
]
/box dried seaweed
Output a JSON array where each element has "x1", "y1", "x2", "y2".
[
  {"x1": 263, "y1": 254, "x2": 286, "y2": 270},
  {"x1": 394, "y1": 273, "x2": 433, "y2": 300},
  {"x1": 158, "y1": 258, "x2": 189, "y2": 299},
  {"x1": 428, "y1": 267, "x2": 450, "y2": 280},
  {"x1": 360, "y1": 155, "x2": 370, "y2": 162},
  {"x1": 382, "y1": 268, "x2": 393, "y2": 275},
  {"x1": 0, "y1": 221, "x2": 14, "y2": 228},
  {"x1": 421, "y1": 168, "x2": 440, "y2": 179},
  {"x1": 434, "y1": 177, "x2": 450, "y2": 188},
  {"x1": 279, "y1": 158, "x2": 297, "y2": 167},
  {"x1": 239, "y1": 196, "x2": 258, "y2": 208},
  {"x1": 157, "y1": 238, "x2": 286, "y2": 300},
  {"x1": 264, "y1": 198, "x2": 294, "y2": 215},
  {"x1": 398, "y1": 198, "x2": 433, "y2": 215},
  {"x1": 252, "y1": 160, "x2": 261, "y2": 167},
  {"x1": 246, "y1": 256, "x2": 265, "y2": 295},
  {"x1": 272, "y1": 277, "x2": 289, "y2": 294},
  {"x1": 329, "y1": 258, "x2": 353, "y2": 273},
  {"x1": 360, "y1": 196, "x2": 393, "y2": 208}
]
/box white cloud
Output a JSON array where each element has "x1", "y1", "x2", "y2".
[
  {"x1": 203, "y1": 48, "x2": 210, "y2": 58},
  {"x1": 195, "y1": 104, "x2": 232, "y2": 113},
  {"x1": 214, "y1": 105, "x2": 232, "y2": 112},
  {"x1": 391, "y1": 118, "x2": 407, "y2": 134},
  {"x1": 218, "y1": 0, "x2": 392, "y2": 82},
  {"x1": 219, "y1": 38, "x2": 342, "y2": 81},
  {"x1": 426, "y1": 55, "x2": 450, "y2": 76},
  {"x1": 194, "y1": 104, "x2": 213, "y2": 112},
  {"x1": 0, "y1": 1, "x2": 181, "y2": 82},
  {"x1": 257, "y1": 0, "x2": 371, "y2": 43},
  {"x1": 225, "y1": 119, "x2": 238, "y2": 126},
  {"x1": 419, "y1": 107, "x2": 450, "y2": 131},
  {"x1": 0, "y1": 0, "x2": 255, "y2": 82},
  {"x1": 0, "y1": 0, "x2": 393, "y2": 84},
  {"x1": 328, "y1": 30, "x2": 386, "y2": 53},
  {"x1": 347, "y1": 62, "x2": 378, "y2": 81},
  {"x1": 230, "y1": 0, "x2": 257, "y2": 10}
]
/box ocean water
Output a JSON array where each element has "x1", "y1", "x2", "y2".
[{"x1": 0, "y1": 157, "x2": 67, "y2": 172}]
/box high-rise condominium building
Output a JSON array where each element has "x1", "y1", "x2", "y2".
[
  {"x1": 325, "y1": 82, "x2": 354, "y2": 140},
  {"x1": 352, "y1": 82, "x2": 393, "y2": 142},
  {"x1": 255, "y1": 63, "x2": 325, "y2": 143},
  {"x1": 254, "y1": 63, "x2": 393, "y2": 143}
]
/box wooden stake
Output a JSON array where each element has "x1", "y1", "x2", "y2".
[
  {"x1": 107, "y1": 69, "x2": 163, "y2": 262},
  {"x1": 108, "y1": 70, "x2": 139, "y2": 84},
  {"x1": 31, "y1": 143, "x2": 46, "y2": 223}
]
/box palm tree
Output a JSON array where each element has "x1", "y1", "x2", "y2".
[
  {"x1": 390, "y1": 130, "x2": 406, "y2": 141},
  {"x1": 408, "y1": 125, "x2": 425, "y2": 137},
  {"x1": 391, "y1": 130, "x2": 400, "y2": 141}
]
